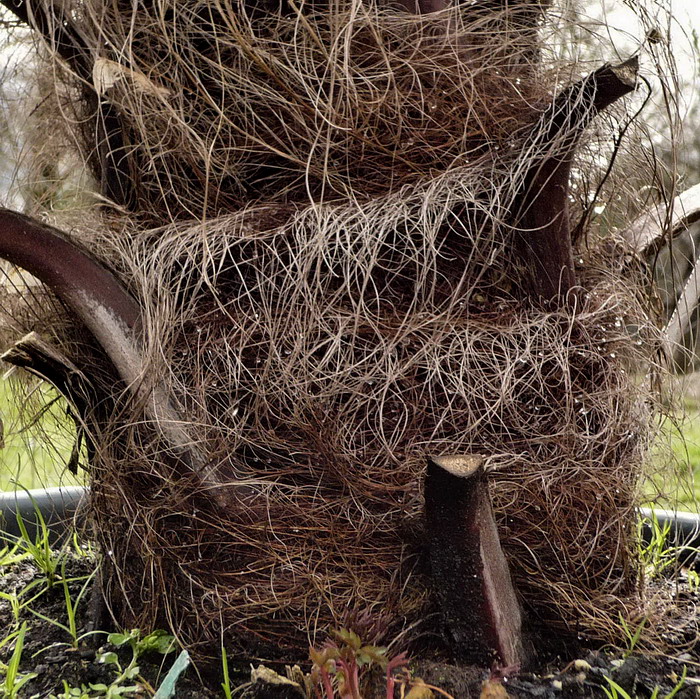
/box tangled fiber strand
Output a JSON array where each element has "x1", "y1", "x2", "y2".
[{"x1": 0, "y1": 0, "x2": 682, "y2": 659}]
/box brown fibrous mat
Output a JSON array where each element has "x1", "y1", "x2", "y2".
[{"x1": 0, "y1": 0, "x2": 685, "y2": 660}]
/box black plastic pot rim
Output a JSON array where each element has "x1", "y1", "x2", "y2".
[
  {"x1": 638, "y1": 506, "x2": 700, "y2": 564},
  {"x1": 0, "y1": 485, "x2": 86, "y2": 543},
  {"x1": 0, "y1": 487, "x2": 699, "y2": 556}
]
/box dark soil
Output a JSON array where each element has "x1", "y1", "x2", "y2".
[{"x1": 1, "y1": 551, "x2": 700, "y2": 698}]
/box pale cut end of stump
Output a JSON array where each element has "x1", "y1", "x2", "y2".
[
  {"x1": 425, "y1": 454, "x2": 524, "y2": 669},
  {"x1": 429, "y1": 454, "x2": 484, "y2": 478}
]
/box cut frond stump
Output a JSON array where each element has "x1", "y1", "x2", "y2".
[{"x1": 425, "y1": 454, "x2": 524, "y2": 668}]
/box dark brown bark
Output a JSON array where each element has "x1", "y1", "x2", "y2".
[
  {"x1": 0, "y1": 209, "x2": 140, "y2": 334},
  {"x1": 1, "y1": 332, "x2": 92, "y2": 474},
  {"x1": 515, "y1": 57, "x2": 638, "y2": 304},
  {"x1": 424, "y1": 454, "x2": 524, "y2": 668},
  {"x1": 1, "y1": 331, "x2": 91, "y2": 409}
]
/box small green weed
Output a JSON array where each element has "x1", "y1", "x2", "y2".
[
  {"x1": 0, "y1": 593, "x2": 20, "y2": 629},
  {"x1": 618, "y1": 614, "x2": 647, "y2": 659},
  {"x1": 650, "y1": 667, "x2": 688, "y2": 699},
  {"x1": 49, "y1": 629, "x2": 177, "y2": 699},
  {"x1": 96, "y1": 629, "x2": 176, "y2": 695},
  {"x1": 221, "y1": 645, "x2": 233, "y2": 699},
  {"x1": 604, "y1": 665, "x2": 687, "y2": 699},
  {"x1": 110, "y1": 629, "x2": 177, "y2": 657},
  {"x1": 0, "y1": 540, "x2": 35, "y2": 630},
  {"x1": 0, "y1": 622, "x2": 37, "y2": 698},
  {"x1": 26, "y1": 559, "x2": 100, "y2": 649},
  {"x1": 53, "y1": 682, "x2": 91, "y2": 699},
  {"x1": 309, "y1": 628, "x2": 411, "y2": 699},
  {"x1": 637, "y1": 511, "x2": 700, "y2": 588},
  {"x1": 638, "y1": 511, "x2": 676, "y2": 579},
  {"x1": 602, "y1": 677, "x2": 634, "y2": 699},
  {"x1": 0, "y1": 544, "x2": 28, "y2": 568},
  {"x1": 8, "y1": 488, "x2": 61, "y2": 587}
]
